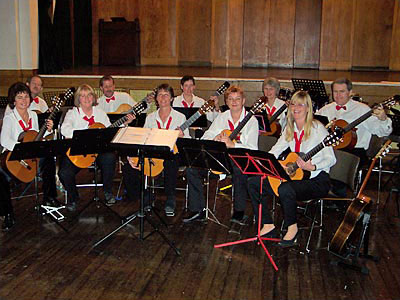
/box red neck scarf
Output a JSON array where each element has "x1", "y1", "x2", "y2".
[
  {"x1": 83, "y1": 115, "x2": 95, "y2": 126},
  {"x1": 336, "y1": 105, "x2": 346, "y2": 111},
  {"x1": 33, "y1": 97, "x2": 39, "y2": 104},
  {"x1": 182, "y1": 100, "x2": 194, "y2": 108},
  {"x1": 156, "y1": 116, "x2": 172, "y2": 129},
  {"x1": 294, "y1": 130, "x2": 304, "y2": 153},
  {"x1": 228, "y1": 120, "x2": 240, "y2": 141},
  {"x1": 266, "y1": 106, "x2": 276, "y2": 116},
  {"x1": 106, "y1": 96, "x2": 115, "y2": 103},
  {"x1": 18, "y1": 119, "x2": 32, "y2": 131}
]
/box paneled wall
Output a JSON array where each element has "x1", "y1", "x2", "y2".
[{"x1": 91, "y1": 0, "x2": 400, "y2": 70}]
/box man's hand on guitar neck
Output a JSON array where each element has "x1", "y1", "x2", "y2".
[
  {"x1": 296, "y1": 156, "x2": 316, "y2": 171},
  {"x1": 124, "y1": 113, "x2": 136, "y2": 126},
  {"x1": 46, "y1": 119, "x2": 54, "y2": 132},
  {"x1": 210, "y1": 95, "x2": 220, "y2": 112},
  {"x1": 372, "y1": 105, "x2": 388, "y2": 121}
]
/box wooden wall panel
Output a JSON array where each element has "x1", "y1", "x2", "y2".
[
  {"x1": 294, "y1": 0, "x2": 322, "y2": 68},
  {"x1": 227, "y1": 0, "x2": 244, "y2": 67},
  {"x1": 140, "y1": 0, "x2": 178, "y2": 65},
  {"x1": 243, "y1": 0, "x2": 270, "y2": 67},
  {"x1": 390, "y1": 0, "x2": 400, "y2": 70},
  {"x1": 352, "y1": 0, "x2": 395, "y2": 69},
  {"x1": 320, "y1": 0, "x2": 356, "y2": 70},
  {"x1": 211, "y1": 0, "x2": 229, "y2": 67},
  {"x1": 268, "y1": 0, "x2": 296, "y2": 67},
  {"x1": 177, "y1": 0, "x2": 212, "y2": 66}
]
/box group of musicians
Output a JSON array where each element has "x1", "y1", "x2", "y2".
[{"x1": 0, "y1": 74, "x2": 393, "y2": 249}]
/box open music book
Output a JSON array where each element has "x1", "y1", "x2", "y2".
[{"x1": 111, "y1": 127, "x2": 179, "y2": 151}]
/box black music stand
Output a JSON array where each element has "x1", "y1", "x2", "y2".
[
  {"x1": 292, "y1": 78, "x2": 329, "y2": 111},
  {"x1": 9, "y1": 139, "x2": 72, "y2": 232},
  {"x1": 177, "y1": 138, "x2": 232, "y2": 228},
  {"x1": 214, "y1": 149, "x2": 289, "y2": 271},
  {"x1": 38, "y1": 112, "x2": 63, "y2": 129},
  {"x1": 69, "y1": 127, "x2": 123, "y2": 219},
  {"x1": 92, "y1": 132, "x2": 181, "y2": 256}
]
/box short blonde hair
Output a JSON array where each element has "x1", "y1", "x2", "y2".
[{"x1": 74, "y1": 84, "x2": 98, "y2": 107}]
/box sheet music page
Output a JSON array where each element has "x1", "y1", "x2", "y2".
[{"x1": 112, "y1": 127, "x2": 179, "y2": 151}]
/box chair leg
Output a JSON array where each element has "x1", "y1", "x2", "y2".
[{"x1": 305, "y1": 199, "x2": 320, "y2": 253}]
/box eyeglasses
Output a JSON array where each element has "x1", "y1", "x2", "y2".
[{"x1": 289, "y1": 103, "x2": 307, "y2": 107}]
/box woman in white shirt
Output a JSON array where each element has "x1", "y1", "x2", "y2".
[{"x1": 248, "y1": 91, "x2": 336, "y2": 247}]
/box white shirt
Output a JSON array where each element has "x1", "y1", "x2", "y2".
[
  {"x1": 270, "y1": 121, "x2": 336, "y2": 178},
  {"x1": 5, "y1": 96, "x2": 48, "y2": 115},
  {"x1": 202, "y1": 108, "x2": 259, "y2": 150},
  {"x1": 144, "y1": 108, "x2": 190, "y2": 138},
  {"x1": 1, "y1": 109, "x2": 39, "y2": 152},
  {"x1": 173, "y1": 94, "x2": 219, "y2": 122},
  {"x1": 97, "y1": 91, "x2": 136, "y2": 113},
  {"x1": 317, "y1": 99, "x2": 393, "y2": 150},
  {"x1": 265, "y1": 97, "x2": 287, "y2": 129},
  {"x1": 61, "y1": 106, "x2": 111, "y2": 139}
]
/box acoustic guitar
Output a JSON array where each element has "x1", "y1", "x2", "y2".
[
  {"x1": 262, "y1": 103, "x2": 288, "y2": 137},
  {"x1": 67, "y1": 97, "x2": 150, "y2": 169},
  {"x1": 128, "y1": 81, "x2": 231, "y2": 177},
  {"x1": 2, "y1": 88, "x2": 75, "y2": 183},
  {"x1": 268, "y1": 129, "x2": 343, "y2": 197},
  {"x1": 328, "y1": 95, "x2": 400, "y2": 150},
  {"x1": 329, "y1": 139, "x2": 391, "y2": 256}
]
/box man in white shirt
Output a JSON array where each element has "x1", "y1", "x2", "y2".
[
  {"x1": 172, "y1": 75, "x2": 220, "y2": 123},
  {"x1": 97, "y1": 75, "x2": 136, "y2": 113},
  {"x1": 5, "y1": 75, "x2": 49, "y2": 115}
]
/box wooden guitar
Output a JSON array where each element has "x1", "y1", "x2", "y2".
[
  {"x1": 328, "y1": 95, "x2": 400, "y2": 150},
  {"x1": 262, "y1": 102, "x2": 288, "y2": 137},
  {"x1": 329, "y1": 139, "x2": 391, "y2": 256},
  {"x1": 128, "y1": 81, "x2": 231, "y2": 177},
  {"x1": 67, "y1": 97, "x2": 150, "y2": 169},
  {"x1": 268, "y1": 130, "x2": 343, "y2": 197},
  {"x1": 2, "y1": 88, "x2": 75, "y2": 183}
]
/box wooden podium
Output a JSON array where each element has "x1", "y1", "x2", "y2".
[{"x1": 99, "y1": 17, "x2": 140, "y2": 66}]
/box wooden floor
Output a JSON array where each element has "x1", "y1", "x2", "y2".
[
  {"x1": 57, "y1": 65, "x2": 400, "y2": 83},
  {"x1": 1, "y1": 160, "x2": 400, "y2": 300}
]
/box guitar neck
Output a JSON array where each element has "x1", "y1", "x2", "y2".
[
  {"x1": 269, "y1": 104, "x2": 287, "y2": 124},
  {"x1": 109, "y1": 100, "x2": 146, "y2": 128},
  {"x1": 179, "y1": 111, "x2": 202, "y2": 132},
  {"x1": 229, "y1": 111, "x2": 254, "y2": 141},
  {"x1": 290, "y1": 141, "x2": 324, "y2": 173},
  {"x1": 343, "y1": 110, "x2": 372, "y2": 133},
  {"x1": 34, "y1": 104, "x2": 60, "y2": 141}
]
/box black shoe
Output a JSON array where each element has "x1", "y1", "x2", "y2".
[
  {"x1": 260, "y1": 228, "x2": 279, "y2": 239},
  {"x1": 183, "y1": 211, "x2": 206, "y2": 223},
  {"x1": 2, "y1": 213, "x2": 15, "y2": 231},
  {"x1": 42, "y1": 197, "x2": 61, "y2": 207},
  {"x1": 66, "y1": 202, "x2": 77, "y2": 212},
  {"x1": 278, "y1": 231, "x2": 299, "y2": 248},
  {"x1": 231, "y1": 210, "x2": 245, "y2": 224}
]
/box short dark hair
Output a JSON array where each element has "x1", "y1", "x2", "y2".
[
  {"x1": 180, "y1": 75, "x2": 195, "y2": 86},
  {"x1": 8, "y1": 82, "x2": 32, "y2": 109},
  {"x1": 99, "y1": 75, "x2": 114, "y2": 87},
  {"x1": 155, "y1": 83, "x2": 174, "y2": 100},
  {"x1": 332, "y1": 78, "x2": 352, "y2": 92},
  {"x1": 26, "y1": 75, "x2": 43, "y2": 86}
]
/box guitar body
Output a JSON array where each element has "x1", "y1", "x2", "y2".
[
  {"x1": 4, "y1": 130, "x2": 39, "y2": 183},
  {"x1": 329, "y1": 196, "x2": 370, "y2": 256},
  {"x1": 330, "y1": 119, "x2": 357, "y2": 150},
  {"x1": 109, "y1": 103, "x2": 133, "y2": 114},
  {"x1": 128, "y1": 145, "x2": 178, "y2": 177},
  {"x1": 262, "y1": 121, "x2": 281, "y2": 137},
  {"x1": 66, "y1": 122, "x2": 105, "y2": 168},
  {"x1": 268, "y1": 152, "x2": 310, "y2": 197}
]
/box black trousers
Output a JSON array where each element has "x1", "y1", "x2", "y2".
[
  {"x1": 247, "y1": 171, "x2": 331, "y2": 226},
  {"x1": 39, "y1": 156, "x2": 58, "y2": 201},
  {"x1": 185, "y1": 164, "x2": 249, "y2": 213},
  {"x1": 122, "y1": 156, "x2": 179, "y2": 209},
  {"x1": 0, "y1": 168, "x2": 12, "y2": 216},
  {"x1": 58, "y1": 152, "x2": 116, "y2": 203}
]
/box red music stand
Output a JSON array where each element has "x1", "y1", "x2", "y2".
[{"x1": 214, "y1": 149, "x2": 289, "y2": 271}]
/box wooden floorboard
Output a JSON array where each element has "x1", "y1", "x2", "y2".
[{"x1": 1, "y1": 168, "x2": 400, "y2": 300}]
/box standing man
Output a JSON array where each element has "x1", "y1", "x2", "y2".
[
  {"x1": 173, "y1": 75, "x2": 220, "y2": 122},
  {"x1": 5, "y1": 75, "x2": 48, "y2": 115},
  {"x1": 97, "y1": 75, "x2": 136, "y2": 113}
]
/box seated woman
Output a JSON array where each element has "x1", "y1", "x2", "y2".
[
  {"x1": 247, "y1": 90, "x2": 336, "y2": 247},
  {"x1": 0, "y1": 82, "x2": 54, "y2": 230},
  {"x1": 58, "y1": 84, "x2": 134, "y2": 211}
]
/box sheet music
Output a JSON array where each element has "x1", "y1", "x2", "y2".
[{"x1": 112, "y1": 127, "x2": 179, "y2": 151}]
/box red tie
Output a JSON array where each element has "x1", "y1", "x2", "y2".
[
  {"x1": 294, "y1": 130, "x2": 304, "y2": 153},
  {"x1": 33, "y1": 97, "x2": 39, "y2": 104},
  {"x1": 156, "y1": 116, "x2": 172, "y2": 129},
  {"x1": 182, "y1": 100, "x2": 194, "y2": 108},
  {"x1": 228, "y1": 120, "x2": 240, "y2": 141},
  {"x1": 83, "y1": 116, "x2": 95, "y2": 126},
  {"x1": 266, "y1": 106, "x2": 276, "y2": 116},
  {"x1": 336, "y1": 105, "x2": 346, "y2": 111},
  {"x1": 106, "y1": 96, "x2": 115, "y2": 103},
  {"x1": 18, "y1": 119, "x2": 32, "y2": 131}
]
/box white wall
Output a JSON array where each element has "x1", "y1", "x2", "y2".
[{"x1": 0, "y1": 0, "x2": 38, "y2": 70}]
